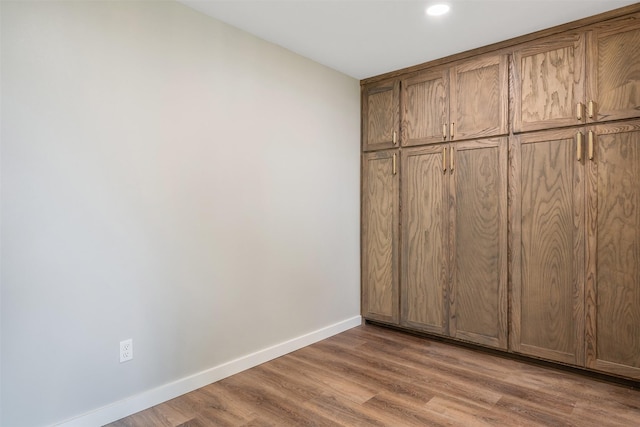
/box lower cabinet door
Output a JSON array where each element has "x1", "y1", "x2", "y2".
[
  {"x1": 362, "y1": 150, "x2": 400, "y2": 324},
  {"x1": 585, "y1": 121, "x2": 640, "y2": 379},
  {"x1": 510, "y1": 129, "x2": 585, "y2": 365},
  {"x1": 449, "y1": 138, "x2": 508, "y2": 349}
]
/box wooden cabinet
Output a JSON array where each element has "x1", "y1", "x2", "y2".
[
  {"x1": 362, "y1": 80, "x2": 399, "y2": 151},
  {"x1": 510, "y1": 129, "x2": 585, "y2": 365},
  {"x1": 401, "y1": 55, "x2": 508, "y2": 147},
  {"x1": 401, "y1": 138, "x2": 508, "y2": 348},
  {"x1": 585, "y1": 120, "x2": 640, "y2": 379},
  {"x1": 401, "y1": 146, "x2": 449, "y2": 334},
  {"x1": 449, "y1": 139, "x2": 508, "y2": 348},
  {"x1": 362, "y1": 150, "x2": 399, "y2": 324},
  {"x1": 513, "y1": 14, "x2": 640, "y2": 133},
  {"x1": 587, "y1": 16, "x2": 640, "y2": 123}
]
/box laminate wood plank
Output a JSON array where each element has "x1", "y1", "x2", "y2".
[{"x1": 107, "y1": 324, "x2": 640, "y2": 427}]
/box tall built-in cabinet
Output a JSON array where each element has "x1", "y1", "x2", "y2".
[{"x1": 361, "y1": 5, "x2": 640, "y2": 381}]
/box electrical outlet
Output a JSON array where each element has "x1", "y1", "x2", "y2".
[{"x1": 120, "y1": 339, "x2": 133, "y2": 363}]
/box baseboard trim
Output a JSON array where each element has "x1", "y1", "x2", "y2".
[{"x1": 54, "y1": 315, "x2": 362, "y2": 427}]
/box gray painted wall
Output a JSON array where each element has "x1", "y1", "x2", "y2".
[{"x1": 0, "y1": 1, "x2": 361, "y2": 425}]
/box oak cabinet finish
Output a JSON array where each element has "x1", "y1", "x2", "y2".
[
  {"x1": 510, "y1": 129, "x2": 585, "y2": 365},
  {"x1": 513, "y1": 32, "x2": 586, "y2": 133},
  {"x1": 361, "y1": 4, "x2": 640, "y2": 381},
  {"x1": 587, "y1": 16, "x2": 640, "y2": 124},
  {"x1": 401, "y1": 70, "x2": 449, "y2": 146},
  {"x1": 401, "y1": 146, "x2": 449, "y2": 334},
  {"x1": 449, "y1": 139, "x2": 508, "y2": 349},
  {"x1": 362, "y1": 150, "x2": 399, "y2": 324},
  {"x1": 401, "y1": 55, "x2": 508, "y2": 146},
  {"x1": 585, "y1": 120, "x2": 640, "y2": 379},
  {"x1": 401, "y1": 139, "x2": 508, "y2": 349},
  {"x1": 513, "y1": 13, "x2": 640, "y2": 133},
  {"x1": 362, "y1": 80, "x2": 399, "y2": 151}
]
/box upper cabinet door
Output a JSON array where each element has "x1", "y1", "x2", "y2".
[
  {"x1": 450, "y1": 55, "x2": 509, "y2": 141},
  {"x1": 362, "y1": 80, "x2": 400, "y2": 151},
  {"x1": 513, "y1": 32, "x2": 586, "y2": 133},
  {"x1": 587, "y1": 15, "x2": 640, "y2": 123},
  {"x1": 401, "y1": 69, "x2": 449, "y2": 146}
]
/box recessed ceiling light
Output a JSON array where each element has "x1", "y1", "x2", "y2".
[{"x1": 426, "y1": 4, "x2": 450, "y2": 16}]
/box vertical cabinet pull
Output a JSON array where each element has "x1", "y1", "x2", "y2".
[
  {"x1": 392, "y1": 131, "x2": 397, "y2": 145},
  {"x1": 392, "y1": 153, "x2": 397, "y2": 175},
  {"x1": 442, "y1": 123, "x2": 447, "y2": 140},
  {"x1": 442, "y1": 147, "x2": 447, "y2": 173},
  {"x1": 450, "y1": 146, "x2": 455, "y2": 172},
  {"x1": 588, "y1": 101, "x2": 596, "y2": 119},
  {"x1": 577, "y1": 103, "x2": 583, "y2": 121},
  {"x1": 450, "y1": 123, "x2": 455, "y2": 140},
  {"x1": 576, "y1": 132, "x2": 583, "y2": 161},
  {"x1": 588, "y1": 131, "x2": 594, "y2": 160}
]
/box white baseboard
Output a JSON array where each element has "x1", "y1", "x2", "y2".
[{"x1": 54, "y1": 315, "x2": 362, "y2": 427}]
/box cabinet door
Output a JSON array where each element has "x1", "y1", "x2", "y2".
[
  {"x1": 513, "y1": 32, "x2": 586, "y2": 133},
  {"x1": 401, "y1": 146, "x2": 449, "y2": 334},
  {"x1": 585, "y1": 121, "x2": 640, "y2": 379},
  {"x1": 401, "y1": 69, "x2": 449, "y2": 146},
  {"x1": 449, "y1": 138, "x2": 508, "y2": 349},
  {"x1": 587, "y1": 15, "x2": 640, "y2": 123},
  {"x1": 510, "y1": 129, "x2": 585, "y2": 365},
  {"x1": 450, "y1": 55, "x2": 508, "y2": 141},
  {"x1": 362, "y1": 80, "x2": 400, "y2": 151},
  {"x1": 362, "y1": 150, "x2": 399, "y2": 323}
]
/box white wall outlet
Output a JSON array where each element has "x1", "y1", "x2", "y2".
[{"x1": 120, "y1": 339, "x2": 133, "y2": 363}]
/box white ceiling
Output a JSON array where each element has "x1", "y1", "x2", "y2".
[{"x1": 178, "y1": 0, "x2": 638, "y2": 80}]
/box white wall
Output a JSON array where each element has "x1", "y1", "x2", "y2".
[{"x1": 0, "y1": 1, "x2": 361, "y2": 425}]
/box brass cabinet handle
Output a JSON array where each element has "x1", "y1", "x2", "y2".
[
  {"x1": 392, "y1": 130, "x2": 397, "y2": 145},
  {"x1": 588, "y1": 131, "x2": 594, "y2": 160},
  {"x1": 588, "y1": 100, "x2": 596, "y2": 119},
  {"x1": 442, "y1": 147, "x2": 447, "y2": 173},
  {"x1": 450, "y1": 123, "x2": 455, "y2": 140},
  {"x1": 443, "y1": 123, "x2": 447, "y2": 140},
  {"x1": 577, "y1": 102, "x2": 584, "y2": 121},
  {"x1": 576, "y1": 132, "x2": 583, "y2": 161},
  {"x1": 450, "y1": 146, "x2": 455, "y2": 172},
  {"x1": 392, "y1": 153, "x2": 397, "y2": 175}
]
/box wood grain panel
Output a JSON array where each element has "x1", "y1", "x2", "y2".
[
  {"x1": 401, "y1": 146, "x2": 448, "y2": 334},
  {"x1": 512, "y1": 129, "x2": 585, "y2": 365},
  {"x1": 449, "y1": 138, "x2": 508, "y2": 349},
  {"x1": 587, "y1": 15, "x2": 640, "y2": 123},
  {"x1": 586, "y1": 120, "x2": 640, "y2": 379},
  {"x1": 513, "y1": 33, "x2": 585, "y2": 132},
  {"x1": 450, "y1": 55, "x2": 509, "y2": 141},
  {"x1": 362, "y1": 151, "x2": 399, "y2": 323},
  {"x1": 362, "y1": 80, "x2": 399, "y2": 151},
  {"x1": 401, "y1": 69, "x2": 449, "y2": 146}
]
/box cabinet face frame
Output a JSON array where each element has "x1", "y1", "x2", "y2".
[
  {"x1": 401, "y1": 69, "x2": 450, "y2": 147},
  {"x1": 512, "y1": 32, "x2": 586, "y2": 133},
  {"x1": 449, "y1": 138, "x2": 508, "y2": 349},
  {"x1": 450, "y1": 55, "x2": 509, "y2": 141},
  {"x1": 586, "y1": 15, "x2": 640, "y2": 124},
  {"x1": 362, "y1": 80, "x2": 400, "y2": 151},
  {"x1": 509, "y1": 129, "x2": 585, "y2": 365},
  {"x1": 400, "y1": 145, "x2": 449, "y2": 334},
  {"x1": 361, "y1": 150, "x2": 400, "y2": 324},
  {"x1": 585, "y1": 120, "x2": 640, "y2": 379}
]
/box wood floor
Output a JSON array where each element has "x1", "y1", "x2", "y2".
[{"x1": 107, "y1": 323, "x2": 640, "y2": 426}]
